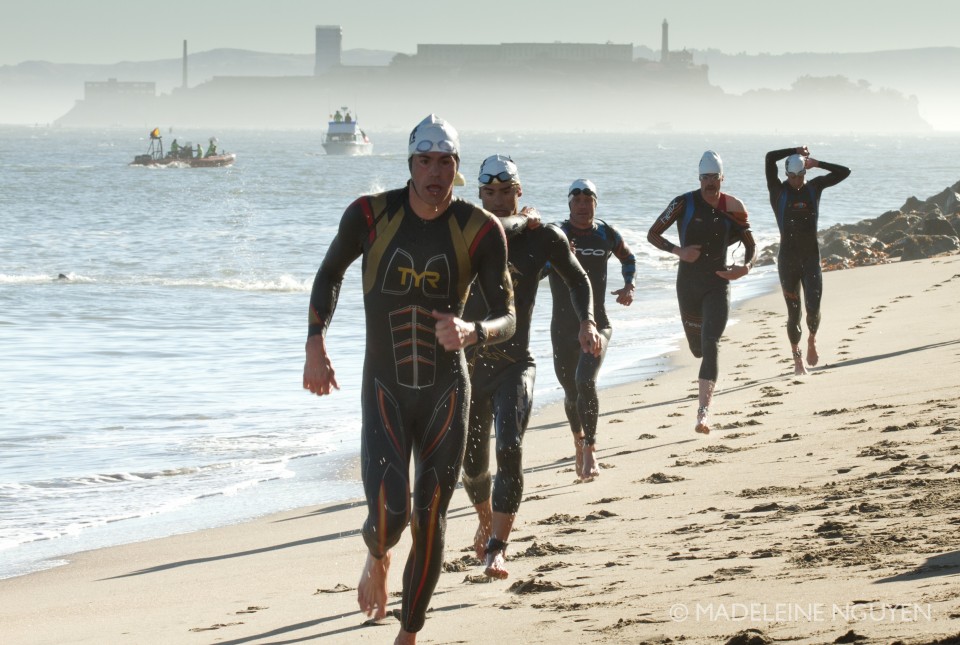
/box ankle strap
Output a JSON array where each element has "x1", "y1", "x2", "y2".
[{"x1": 485, "y1": 537, "x2": 508, "y2": 556}]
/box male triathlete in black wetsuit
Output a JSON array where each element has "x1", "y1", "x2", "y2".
[
  {"x1": 765, "y1": 146, "x2": 850, "y2": 375},
  {"x1": 461, "y1": 156, "x2": 599, "y2": 580},
  {"x1": 549, "y1": 179, "x2": 636, "y2": 480},
  {"x1": 303, "y1": 116, "x2": 515, "y2": 645},
  {"x1": 648, "y1": 150, "x2": 755, "y2": 434}
]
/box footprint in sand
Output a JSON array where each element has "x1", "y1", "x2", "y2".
[
  {"x1": 508, "y1": 578, "x2": 564, "y2": 594},
  {"x1": 515, "y1": 542, "x2": 577, "y2": 558},
  {"x1": 537, "y1": 513, "x2": 580, "y2": 525},
  {"x1": 640, "y1": 472, "x2": 686, "y2": 483},
  {"x1": 534, "y1": 561, "x2": 570, "y2": 572},
  {"x1": 442, "y1": 555, "x2": 481, "y2": 572},
  {"x1": 189, "y1": 622, "x2": 244, "y2": 632},
  {"x1": 584, "y1": 509, "x2": 618, "y2": 520}
]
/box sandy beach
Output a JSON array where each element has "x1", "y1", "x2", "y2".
[{"x1": 2, "y1": 254, "x2": 959, "y2": 645}]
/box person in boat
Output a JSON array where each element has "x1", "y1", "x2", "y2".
[
  {"x1": 344, "y1": 112, "x2": 352, "y2": 123},
  {"x1": 333, "y1": 110, "x2": 343, "y2": 122},
  {"x1": 647, "y1": 150, "x2": 756, "y2": 435},
  {"x1": 303, "y1": 114, "x2": 515, "y2": 645},
  {"x1": 195, "y1": 144, "x2": 202, "y2": 158},
  {"x1": 549, "y1": 179, "x2": 636, "y2": 481},
  {"x1": 205, "y1": 140, "x2": 217, "y2": 157},
  {"x1": 461, "y1": 154, "x2": 599, "y2": 579},
  {"x1": 764, "y1": 145, "x2": 851, "y2": 375},
  {"x1": 169, "y1": 139, "x2": 180, "y2": 158}
]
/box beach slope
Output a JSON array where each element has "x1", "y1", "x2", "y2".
[{"x1": 1, "y1": 255, "x2": 959, "y2": 645}]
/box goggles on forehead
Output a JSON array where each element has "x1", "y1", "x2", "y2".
[
  {"x1": 569, "y1": 187, "x2": 596, "y2": 198},
  {"x1": 479, "y1": 170, "x2": 518, "y2": 185},
  {"x1": 414, "y1": 138, "x2": 457, "y2": 154}
]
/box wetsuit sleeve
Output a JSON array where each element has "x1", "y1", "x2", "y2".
[
  {"x1": 544, "y1": 225, "x2": 594, "y2": 324},
  {"x1": 729, "y1": 201, "x2": 757, "y2": 265},
  {"x1": 740, "y1": 227, "x2": 757, "y2": 265},
  {"x1": 539, "y1": 221, "x2": 567, "y2": 280},
  {"x1": 608, "y1": 223, "x2": 637, "y2": 285},
  {"x1": 307, "y1": 201, "x2": 365, "y2": 338},
  {"x1": 765, "y1": 148, "x2": 795, "y2": 193},
  {"x1": 470, "y1": 218, "x2": 516, "y2": 346},
  {"x1": 813, "y1": 161, "x2": 851, "y2": 188},
  {"x1": 647, "y1": 195, "x2": 684, "y2": 254},
  {"x1": 497, "y1": 213, "x2": 528, "y2": 239}
]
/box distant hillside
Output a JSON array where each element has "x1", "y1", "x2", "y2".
[
  {"x1": 626, "y1": 46, "x2": 960, "y2": 130},
  {"x1": 0, "y1": 48, "x2": 396, "y2": 124},
  {"x1": 2, "y1": 46, "x2": 956, "y2": 130},
  {"x1": 693, "y1": 47, "x2": 960, "y2": 130}
]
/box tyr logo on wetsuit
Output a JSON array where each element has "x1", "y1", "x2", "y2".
[{"x1": 382, "y1": 249, "x2": 450, "y2": 297}]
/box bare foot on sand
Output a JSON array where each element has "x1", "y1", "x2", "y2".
[
  {"x1": 358, "y1": 551, "x2": 390, "y2": 621},
  {"x1": 792, "y1": 347, "x2": 808, "y2": 375},
  {"x1": 807, "y1": 336, "x2": 819, "y2": 366},
  {"x1": 581, "y1": 443, "x2": 599, "y2": 481},
  {"x1": 484, "y1": 549, "x2": 509, "y2": 579},
  {"x1": 472, "y1": 502, "x2": 493, "y2": 560},
  {"x1": 695, "y1": 406, "x2": 710, "y2": 435},
  {"x1": 574, "y1": 435, "x2": 585, "y2": 479},
  {"x1": 395, "y1": 628, "x2": 416, "y2": 645}
]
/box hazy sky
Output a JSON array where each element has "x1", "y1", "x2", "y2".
[{"x1": 1, "y1": 0, "x2": 956, "y2": 66}]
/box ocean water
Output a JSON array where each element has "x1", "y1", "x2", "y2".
[{"x1": 2, "y1": 125, "x2": 958, "y2": 580}]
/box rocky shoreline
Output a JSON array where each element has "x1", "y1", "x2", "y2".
[{"x1": 755, "y1": 179, "x2": 960, "y2": 270}]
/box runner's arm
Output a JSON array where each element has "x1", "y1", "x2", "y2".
[
  {"x1": 765, "y1": 147, "x2": 797, "y2": 193},
  {"x1": 544, "y1": 225, "x2": 594, "y2": 324},
  {"x1": 810, "y1": 160, "x2": 851, "y2": 188}
]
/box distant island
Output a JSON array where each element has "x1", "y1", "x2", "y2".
[{"x1": 2, "y1": 22, "x2": 951, "y2": 133}]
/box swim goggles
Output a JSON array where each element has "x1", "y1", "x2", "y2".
[
  {"x1": 414, "y1": 139, "x2": 457, "y2": 154},
  {"x1": 569, "y1": 187, "x2": 596, "y2": 197},
  {"x1": 479, "y1": 170, "x2": 519, "y2": 185},
  {"x1": 698, "y1": 173, "x2": 721, "y2": 181}
]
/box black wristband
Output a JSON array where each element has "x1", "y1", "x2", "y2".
[{"x1": 474, "y1": 321, "x2": 487, "y2": 345}]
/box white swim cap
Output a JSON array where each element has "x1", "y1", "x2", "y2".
[
  {"x1": 408, "y1": 114, "x2": 460, "y2": 158},
  {"x1": 785, "y1": 154, "x2": 806, "y2": 175},
  {"x1": 698, "y1": 150, "x2": 723, "y2": 176},
  {"x1": 478, "y1": 155, "x2": 520, "y2": 185},
  {"x1": 568, "y1": 178, "x2": 598, "y2": 202}
]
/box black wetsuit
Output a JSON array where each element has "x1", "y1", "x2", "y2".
[
  {"x1": 648, "y1": 191, "x2": 756, "y2": 381},
  {"x1": 462, "y1": 223, "x2": 593, "y2": 514},
  {"x1": 308, "y1": 185, "x2": 515, "y2": 633},
  {"x1": 548, "y1": 219, "x2": 636, "y2": 445},
  {"x1": 765, "y1": 149, "x2": 850, "y2": 345}
]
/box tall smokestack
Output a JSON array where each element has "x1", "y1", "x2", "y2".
[
  {"x1": 661, "y1": 20, "x2": 669, "y2": 63},
  {"x1": 182, "y1": 40, "x2": 188, "y2": 88}
]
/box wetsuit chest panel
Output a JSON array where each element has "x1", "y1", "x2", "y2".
[
  {"x1": 556, "y1": 220, "x2": 617, "y2": 329},
  {"x1": 777, "y1": 184, "x2": 820, "y2": 247},
  {"x1": 679, "y1": 191, "x2": 731, "y2": 273},
  {"x1": 382, "y1": 250, "x2": 451, "y2": 298},
  {"x1": 466, "y1": 226, "x2": 553, "y2": 366},
  {"x1": 357, "y1": 193, "x2": 491, "y2": 389}
]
